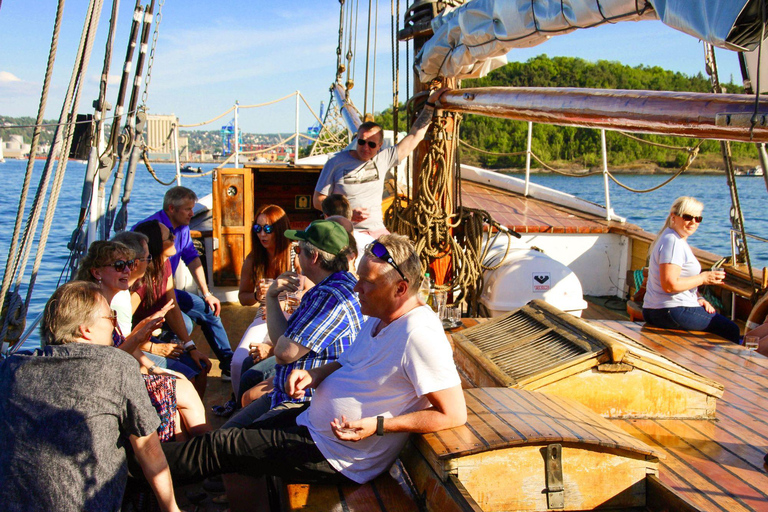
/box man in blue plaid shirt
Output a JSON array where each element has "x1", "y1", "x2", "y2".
[{"x1": 224, "y1": 220, "x2": 363, "y2": 428}]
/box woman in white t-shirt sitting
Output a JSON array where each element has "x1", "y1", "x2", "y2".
[{"x1": 642, "y1": 196, "x2": 740, "y2": 343}]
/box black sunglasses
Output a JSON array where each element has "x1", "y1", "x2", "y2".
[
  {"x1": 367, "y1": 241, "x2": 407, "y2": 282},
  {"x1": 680, "y1": 213, "x2": 703, "y2": 223},
  {"x1": 253, "y1": 224, "x2": 273, "y2": 234},
  {"x1": 135, "y1": 254, "x2": 153, "y2": 263},
  {"x1": 105, "y1": 260, "x2": 135, "y2": 272},
  {"x1": 357, "y1": 138, "x2": 378, "y2": 149}
]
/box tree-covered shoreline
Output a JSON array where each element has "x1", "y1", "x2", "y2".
[{"x1": 375, "y1": 55, "x2": 758, "y2": 172}]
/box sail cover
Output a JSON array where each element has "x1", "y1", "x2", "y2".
[{"x1": 416, "y1": 0, "x2": 766, "y2": 82}]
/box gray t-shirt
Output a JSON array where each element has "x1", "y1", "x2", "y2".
[
  {"x1": 0, "y1": 343, "x2": 161, "y2": 512},
  {"x1": 315, "y1": 146, "x2": 399, "y2": 232}
]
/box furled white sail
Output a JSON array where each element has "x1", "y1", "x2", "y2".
[{"x1": 416, "y1": 0, "x2": 765, "y2": 82}]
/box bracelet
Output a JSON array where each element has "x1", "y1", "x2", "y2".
[
  {"x1": 148, "y1": 365, "x2": 157, "y2": 374},
  {"x1": 203, "y1": 292, "x2": 212, "y2": 298},
  {"x1": 426, "y1": 101, "x2": 437, "y2": 108},
  {"x1": 183, "y1": 340, "x2": 197, "y2": 352},
  {"x1": 376, "y1": 415, "x2": 385, "y2": 436}
]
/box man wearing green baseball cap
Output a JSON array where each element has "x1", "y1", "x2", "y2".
[{"x1": 224, "y1": 219, "x2": 362, "y2": 428}]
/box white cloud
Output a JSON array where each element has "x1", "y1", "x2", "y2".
[{"x1": 0, "y1": 71, "x2": 22, "y2": 83}]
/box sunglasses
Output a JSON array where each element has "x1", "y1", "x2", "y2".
[
  {"x1": 135, "y1": 254, "x2": 153, "y2": 263},
  {"x1": 367, "y1": 241, "x2": 407, "y2": 282},
  {"x1": 164, "y1": 231, "x2": 175, "y2": 242},
  {"x1": 253, "y1": 224, "x2": 273, "y2": 234},
  {"x1": 105, "y1": 260, "x2": 135, "y2": 272},
  {"x1": 679, "y1": 213, "x2": 703, "y2": 223},
  {"x1": 357, "y1": 138, "x2": 378, "y2": 149}
]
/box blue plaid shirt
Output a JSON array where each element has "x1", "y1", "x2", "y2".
[{"x1": 270, "y1": 271, "x2": 363, "y2": 408}]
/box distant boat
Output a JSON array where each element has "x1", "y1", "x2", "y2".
[
  {"x1": 735, "y1": 166, "x2": 763, "y2": 176},
  {"x1": 180, "y1": 164, "x2": 202, "y2": 173}
]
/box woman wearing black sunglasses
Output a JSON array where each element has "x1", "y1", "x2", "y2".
[
  {"x1": 642, "y1": 196, "x2": 740, "y2": 343},
  {"x1": 230, "y1": 204, "x2": 304, "y2": 410},
  {"x1": 76, "y1": 240, "x2": 209, "y2": 442}
]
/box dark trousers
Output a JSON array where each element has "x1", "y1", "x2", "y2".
[
  {"x1": 643, "y1": 306, "x2": 741, "y2": 343},
  {"x1": 175, "y1": 289, "x2": 233, "y2": 371},
  {"x1": 161, "y1": 405, "x2": 352, "y2": 485}
]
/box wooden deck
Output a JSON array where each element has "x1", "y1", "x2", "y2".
[{"x1": 596, "y1": 321, "x2": 768, "y2": 512}]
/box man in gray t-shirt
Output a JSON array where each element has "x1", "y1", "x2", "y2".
[
  {"x1": 313, "y1": 88, "x2": 448, "y2": 237},
  {"x1": 0, "y1": 281, "x2": 179, "y2": 512}
]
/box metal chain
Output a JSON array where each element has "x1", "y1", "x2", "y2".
[{"x1": 141, "y1": 0, "x2": 164, "y2": 108}]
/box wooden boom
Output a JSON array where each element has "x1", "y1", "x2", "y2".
[{"x1": 439, "y1": 87, "x2": 768, "y2": 143}]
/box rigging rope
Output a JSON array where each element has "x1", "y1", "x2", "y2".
[
  {"x1": 0, "y1": 0, "x2": 67, "y2": 346},
  {"x1": 2, "y1": 0, "x2": 105, "y2": 351}
]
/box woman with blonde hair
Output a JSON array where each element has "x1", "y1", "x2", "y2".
[{"x1": 642, "y1": 196, "x2": 740, "y2": 343}]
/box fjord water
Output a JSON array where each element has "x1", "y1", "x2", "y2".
[{"x1": 1, "y1": 159, "x2": 766, "y2": 349}]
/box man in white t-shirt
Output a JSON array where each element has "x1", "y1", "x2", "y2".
[
  {"x1": 161, "y1": 234, "x2": 466, "y2": 490},
  {"x1": 313, "y1": 89, "x2": 448, "y2": 237}
]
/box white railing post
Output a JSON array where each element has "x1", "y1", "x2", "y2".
[
  {"x1": 295, "y1": 91, "x2": 300, "y2": 163},
  {"x1": 601, "y1": 129, "x2": 611, "y2": 221},
  {"x1": 234, "y1": 101, "x2": 240, "y2": 168},
  {"x1": 524, "y1": 121, "x2": 533, "y2": 197},
  {"x1": 173, "y1": 120, "x2": 181, "y2": 185}
]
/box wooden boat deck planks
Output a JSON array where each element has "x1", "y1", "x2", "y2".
[{"x1": 601, "y1": 320, "x2": 768, "y2": 511}]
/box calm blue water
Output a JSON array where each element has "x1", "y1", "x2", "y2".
[
  {"x1": 0, "y1": 159, "x2": 214, "y2": 350},
  {"x1": 2, "y1": 159, "x2": 767, "y2": 349}
]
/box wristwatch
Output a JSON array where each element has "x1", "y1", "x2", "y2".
[{"x1": 376, "y1": 415, "x2": 385, "y2": 436}]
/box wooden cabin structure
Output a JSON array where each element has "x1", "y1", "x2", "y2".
[{"x1": 452, "y1": 300, "x2": 724, "y2": 419}]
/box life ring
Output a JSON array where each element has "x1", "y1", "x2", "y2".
[{"x1": 747, "y1": 292, "x2": 768, "y2": 331}]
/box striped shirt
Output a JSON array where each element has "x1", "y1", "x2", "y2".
[{"x1": 270, "y1": 271, "x2": 363, "y2": 408}]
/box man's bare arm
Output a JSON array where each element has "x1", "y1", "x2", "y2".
[
  {"x1": 129, "y1": 432, "x2": 180, "y2": 512},
  {"x1": 395, "y1": 88, "x2": 449, "y2": 162},
  {"x1": 273, "y1": 335, "x2": 311, "y2": 365},
  {"x1": 330, "y1": 384, "x2": 466, "y2": 441},
  {"x1": 313, "y1": 191, "x2": 327, "y2": 212}
]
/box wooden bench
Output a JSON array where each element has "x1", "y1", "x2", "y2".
[{"x1": 276, "y1": 465, "x2": 419, "y2": 512}]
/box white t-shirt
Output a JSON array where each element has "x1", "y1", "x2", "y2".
[
  {"x1": 296, "y1": 305, "x2": 461, "y2": 484},
  {"x1": 314, "y1": 147, "x2": 399, "y2": 232},
  {"x1": 644, "y1": 228, "x2": 701, "y2": 309},
  {"x1": 352, "y1": 231, "x2": 375, "y2": 271},
  {"x1": 111, "y1": 290, "x2": 133, "y2": 337}
]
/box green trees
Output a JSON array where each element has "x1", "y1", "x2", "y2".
[{"x1": 376, "y1": 55, "x2": 753, "y2": 170}]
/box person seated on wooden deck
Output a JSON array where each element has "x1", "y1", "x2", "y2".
[
  {"x1": 158, "y1": 234, "x2": 466, "y2": 502},
  {"x1": 134, "y1": 186, "x2": 234, "y2": 380},
  {"x1": 313, "y1": 88, "x2": 447, "y2": 238},
  {"x1": 642, "y1": 196, "x2": 740, "y2": 343},
  {"x1": 0, "y1": 281, "x2": 181, "y2": 512},
  {"x1": 223, "y1": 219, "x2": 364, "y2": 429},
  {"x1": 322, "y1": 193, "x2": 374, "y2": 270}
]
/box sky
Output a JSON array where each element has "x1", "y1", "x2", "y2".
[{"x1": 0, "y1": 0, "x2": 747, "y2": 135}]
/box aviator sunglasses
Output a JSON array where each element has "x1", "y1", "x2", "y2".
[
  {"x1": 367, "y1": 241, "x2": 407, "y2": 282},
  {"x1": 679, "y1": 213, "x2": 703, "y2": 223},
  {"x1": 253, "y1": 223, "x2": 274, "y2": 234},
  {"x1": 105, "y1": 259, "x2": 135, "y2": 272},
  {"x1": 357, "y1": 138, "x2": 378, "y2": 149}
]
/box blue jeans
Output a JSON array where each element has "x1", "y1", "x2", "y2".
[
  {"x1": 175, "y1": 289, "x2": 233, "y2": 371},
  {"x1": 143, "y1": 348, "x2": 201, "y2": 379},
  {"x1": 643, "y1": 306, "x2": 741, "y2": 343},
  {"x1": 237, "y1": 355, "x2": 277, "y2": 403}
]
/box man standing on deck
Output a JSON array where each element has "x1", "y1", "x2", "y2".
[
  {"x1": 135, "y1": 186, "x2": 234, "y2": 378},
  {"x1": 160, "y1": 234, "x2": 466, "y2": 493},
  {"x1": 224, "y1": 219, "x2": 364, "y2": 427},
  {"x1": 0, "y1": 281, "x2": 180, "y2": 512},
  {"x1": 313, "y1": 88, "x2": 448, "y2": 237}
]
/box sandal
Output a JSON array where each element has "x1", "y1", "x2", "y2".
[{"x1": 211, "y1": 399, "x2": 237, "y2": 417}]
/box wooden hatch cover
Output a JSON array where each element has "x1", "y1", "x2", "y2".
[
  {"x1": 452, "y1": 300, "x2": 723, "y2": 419},
  {"x1": 400, "y1": 387, "x2": 660, "y2": 512}
]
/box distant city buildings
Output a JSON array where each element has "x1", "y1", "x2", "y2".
[{"x1": 145, "y1": 114, "x2": 189, "y2": 162}]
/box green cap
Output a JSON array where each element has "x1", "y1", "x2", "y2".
[{"x1": 284, "y1": 220, "x2": 349, "y2": 256}]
